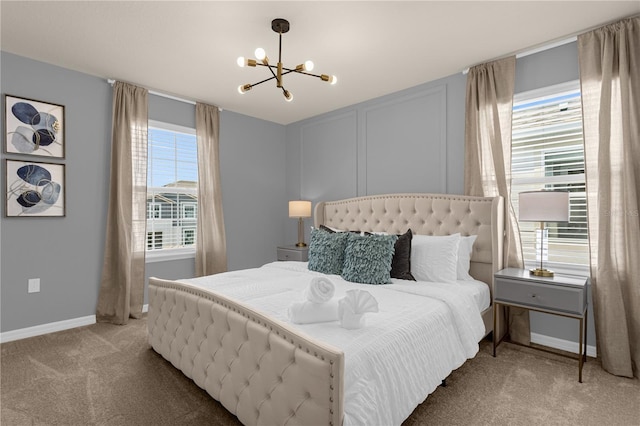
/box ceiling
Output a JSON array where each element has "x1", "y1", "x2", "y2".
[{"x1": 1, "y1": 1, "x2": 638, "y2": 125}]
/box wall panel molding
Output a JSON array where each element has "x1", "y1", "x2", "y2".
[
  {"x1": 359, "y1": 85, "x2": 447, "y2": 196},
  {"x1": 300, "y1": 110, "x2": 358, "y2": 202}
]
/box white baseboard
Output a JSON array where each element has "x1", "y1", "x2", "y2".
[
  {"x1": 1, "y1": 304, "x2": 149, "y2": 344},
  {"x1": 0, "y1": 315, "x2": 96, "y2": 344},
  {"x1": 531, "y1": 332, "x2": 597, "y2": 358}
]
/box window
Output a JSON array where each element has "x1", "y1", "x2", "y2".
[
  {"x1": 511, "y1": 81, "x2": 588, "y2": 269},
  {"x1": 181, "y1": 202, "x2": 197, "y2": 219},
  {"x1": 147, "y1": 231, "x2": 163, "y2": 250},
  {"x1": 182, "y1": 228, "x2": 195, "y2": 246},
  {"x1": 146, "y1": 120, "x2": 198, "y2": 259},
  {"x1": 147, "y1": 203, "x2": 162, "y2": 219}
]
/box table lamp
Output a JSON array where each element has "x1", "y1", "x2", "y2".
[
  {"x1": 289, "y1": 200, "x2": 312, "y2": 247},
  {"x1": 518, "y1": 190, "x2": 570, "y2": 277}
]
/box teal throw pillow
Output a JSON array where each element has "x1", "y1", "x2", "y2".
[
  {"x1": 308, "y1": 227, "x2": 349, "y2": 275},
  {"x1": 342, "y1": 233, "x2": 398, "y2": 284}
]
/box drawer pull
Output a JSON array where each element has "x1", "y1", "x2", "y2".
[{"x1": 530, "y1": 293, "x2": 537, "y2": 298}]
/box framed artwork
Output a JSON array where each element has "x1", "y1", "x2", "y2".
[
  {"x1": 4, "y1": 94, "x2": 65, "y2": 158},
  {"x1": 5, "y1": 159, "x2": 65, "y2": 217}
]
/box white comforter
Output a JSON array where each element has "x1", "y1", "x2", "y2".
[{"x1": 181, "y1": 261, "x2": 486, "y2": 426}]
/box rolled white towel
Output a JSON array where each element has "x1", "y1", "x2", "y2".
[
  {"x1": 288, "y1": 300, "x2": 339, "y2": 324},
  {"x1": 305, "y1": 276, "x2": 335, "y2": 303},
  {"x1": 338, "y1": 289, "x2": 379, "y2": 330}
]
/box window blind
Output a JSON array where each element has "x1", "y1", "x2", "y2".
[
  {"x1": 146, "y1": 124, "x2": 198, "y2": 252},
  {"x1": 511, "y1": 83, "x2": 588, "y2": 267}
]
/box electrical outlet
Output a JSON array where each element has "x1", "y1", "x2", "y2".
[{"x1": 28, "y1": 278, "x2": 40, "y2": 293}]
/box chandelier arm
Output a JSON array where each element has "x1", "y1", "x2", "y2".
[
  {"x1": 248, "y1": 75, "x2": 277, "y2": 88},
  {"x1": 256, "y1": 63, "x2": 278, "y2": 70},
  {"x1": 280, "y1": 67, "x2": 323, "y2": 78}
]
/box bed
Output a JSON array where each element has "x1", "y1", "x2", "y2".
[{"x1": 148, "y1": 193, "x2": 505, "y2": 426}]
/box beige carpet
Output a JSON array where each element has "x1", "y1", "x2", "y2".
[{"x1": 1, "y1": 317, "x2": 638, "y2": 426}]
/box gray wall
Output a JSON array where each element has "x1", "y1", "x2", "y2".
[
  {"x1": 285, "y1": 42, "x2": 595, "y2": 348},
  {"x1": 1, "y1": 52, "x2": 286, "y2": 333},
  {"x1": 1, "y1": 53, "x2": 111, "y2": 331},
  {"x1": 1, "y1": 43, "x2": 595, "y2": 348},
  {"x1": 219, "y1": 110, "x2": 287, "y2": 271}
]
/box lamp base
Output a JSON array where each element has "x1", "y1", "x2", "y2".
[
  {"x1": 530, "y1": 268, "x2": 554, "y2": 277},
  {"x1": 296, "y1": 216, "x2": 307, "y2": 248}
]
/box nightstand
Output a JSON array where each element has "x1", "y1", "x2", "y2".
[
  {"x1": 277, "y1": 245, "x2": 309, "y2": 262},
  {"x1": 492, "y1": 267, "x2": 589, "y2": 382}
]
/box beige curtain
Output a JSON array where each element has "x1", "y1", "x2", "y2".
[
  {"x1": 464, "y1": 56, "x2": 530, "y2": 344},
  {"x1": 578, "y1": 16, "x2": 640, "y2": 378},
  {"x1": 96, "y1": 82, "x2": 148, "y2": 324},
  {"x1": 195, "y1": 103, "x2": 227, "y2": 276}
]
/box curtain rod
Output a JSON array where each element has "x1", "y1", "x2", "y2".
[
  {"x1": 461, "y1": 35, "x2": 577, "y2": 75},
  {"x1": 106, "y1": 79, "x2": 222, "y2": 111}
]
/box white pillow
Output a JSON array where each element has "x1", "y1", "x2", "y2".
[
  {"x1": 411, "y1": 233, "x2": 461, "y2": 283},
  {"x1": 457, "y1": 235, "x2": 478, "y2": 281}
]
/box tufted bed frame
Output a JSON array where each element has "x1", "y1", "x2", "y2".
[{"x1": 148, "y1": 193, "x2": 505, "y2": 426}]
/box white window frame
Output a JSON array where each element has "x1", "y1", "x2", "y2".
[
  {"x1": 512, "y1": 80, "x2": 589, "y2": 277},
  {"x1": 146, "y1": 120, "x2": 198, "y2": 263}
]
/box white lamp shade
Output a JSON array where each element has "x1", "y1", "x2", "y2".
[
  {"x1": 289, "y1": 200, "x2": 312, "y2": 218},
  {"x1": 519, "y1": 191, "x2": 570, "y2": 222}
]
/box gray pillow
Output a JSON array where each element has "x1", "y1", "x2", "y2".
[
  {"x1": 341, "y1": 233, "x2": 398, "y2": 284},
  {"x1": 308, "y1": 227, "x2": 349, "y2": 275}
]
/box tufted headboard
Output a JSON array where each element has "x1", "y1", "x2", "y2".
[{"x1": 313, "y1": 193, "x2": 504, "y2": 293}]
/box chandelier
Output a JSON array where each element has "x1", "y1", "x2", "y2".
[{"x1": 237, "y1": 18, "x2": 337, "y2": 102}]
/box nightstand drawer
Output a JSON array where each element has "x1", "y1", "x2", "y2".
[
  {"x1": 495, "y1": 278, "x2": 585, "y2": 315},
  {"x1": 277, "y1": 246, "x2": 308, "y2": 261}
]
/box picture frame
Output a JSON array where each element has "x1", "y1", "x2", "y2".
[
  {"x1": 4, "y1": 94, "x2": 65, "y2": 158},
  {"x1": 5, "y1": 159, "x2": 65, "y2": 217}
]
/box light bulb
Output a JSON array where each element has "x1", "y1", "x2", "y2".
[
  {"x1": 254, "y1": 48, "x2": 266, "y2": 60},
  {"x1": 304, "y1": 60, "x2": 314, "y2": 71},
  {"x1": 237, "y1": 56, "x2": 245, "y2": 67},
  {"x1": 321, "y1": 74, "x2": 338, "y2": 85},
  {"x1": 284, "y1": 90, "x2": 293, "y2": 102},
  {"x1": 238, "y1": 84, "x2": 251, "y2": 94}
]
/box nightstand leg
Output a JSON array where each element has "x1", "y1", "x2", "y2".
[
  {"x1": 578, "y1": 317, "x2": 584, "y2": 383},
  {"x1": 492, "y1": 303, "x2": 497, "y2": 357},
  {"x1": 584, "y1": 307, "x2": 588, "y2": 363}
]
